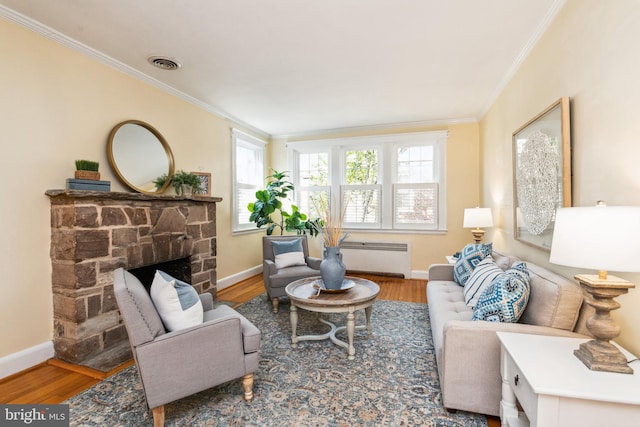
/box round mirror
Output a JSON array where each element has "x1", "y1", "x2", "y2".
[{"x1": 107, "y1": 120, "x2": 175, "y2": 194}]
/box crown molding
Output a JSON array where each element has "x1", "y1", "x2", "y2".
[
  {"x1": 0, "y1": 6, "x2": 271, "y2": 140},
  {"x1": 272, "y1": 117, "x2": 477, "y2": 140},
  {"x1": 478, "y1": 0, "x2": 567, "y2": 120}
]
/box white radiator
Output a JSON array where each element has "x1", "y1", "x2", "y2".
[{"x1": 340, "y1": 241, "x2": 411, "y2": 278}]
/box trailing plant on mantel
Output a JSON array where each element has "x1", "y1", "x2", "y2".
[
  {"x1": 247, "y1": 169, "x2": 321, "y2": 236},
  {"x1": 153, "y1": 174, "x2": 170, "y2": 190}
]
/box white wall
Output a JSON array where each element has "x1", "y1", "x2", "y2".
[{"x1": 480, "y1": 0, "x2": 640, "y2": 355}]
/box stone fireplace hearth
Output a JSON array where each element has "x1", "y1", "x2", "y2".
[{"x1": 46, "y1": 190, "x2": 221, "y2": 371}]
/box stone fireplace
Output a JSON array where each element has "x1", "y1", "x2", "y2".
[{"x1": 46, "y1": 190, "x2": 220, "y2": 371}]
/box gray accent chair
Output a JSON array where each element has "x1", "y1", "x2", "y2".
[
  {"x1": 262, "y1": 235, "x2": 321, "y2": 313},
  {"x1": 113, "y1": 268, "x2": 261, "y2": 427}
]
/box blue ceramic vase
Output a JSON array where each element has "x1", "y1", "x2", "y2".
[{"x1": 320, "y1": 246, "x2": 346, "y2": 290}]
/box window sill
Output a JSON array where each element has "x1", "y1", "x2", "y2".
[{"x1": 342, "y1": 228, "x2": 447, "y2": 235}]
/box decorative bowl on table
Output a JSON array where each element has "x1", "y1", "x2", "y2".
[{"x1": 312, "y1": 278, "x2": 355, "y2": 293}]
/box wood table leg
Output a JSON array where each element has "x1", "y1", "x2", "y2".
[
  {"x1": 152, "y1": 406, "x2": 165, "y2": 427},
  {"x1": 241, "y1": 373, "x2": 254, "y2": 402}
]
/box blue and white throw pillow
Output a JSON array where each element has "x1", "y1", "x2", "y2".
[
  {"x1": 272, "y1": 238, "x2": 306, "y2": 269},
  {"x1": 453, "y1": 243, "x2": 493, "y2": 286},
  {"x1": 463, "y1": 256, "x2": 503, "y2": 308},
  {"x1": 472, "y1": 262, "x2": 531, "y2": 323},
  {"x1": 150, "y1": 270, "x2": 204, "y2": 332}
]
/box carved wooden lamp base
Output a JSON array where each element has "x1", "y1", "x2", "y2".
[
  {"x1": 471, "y1": 228, "x2": 485, "y2": 244},
  {"x1": 574, "y1": 340, "x2": 632, "y2": 374},
  {"x1": 574, "y1": 273, "x2": 635, "y2": 374}
]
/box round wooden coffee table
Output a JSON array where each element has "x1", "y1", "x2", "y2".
[{"x1": 285, "y1": 276, "x2": 380, "y2": 360}]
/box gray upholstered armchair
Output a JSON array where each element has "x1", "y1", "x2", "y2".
[
  {"x1": 262, "y1": 235, "x2": 321, "y2": 313},
  {"x1": 113, "y1": 268, "x2": 261, "y2": 427}
]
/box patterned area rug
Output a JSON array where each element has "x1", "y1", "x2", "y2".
[{"x1": 66, "y1": 296, "x2": 487, "y2": 426}]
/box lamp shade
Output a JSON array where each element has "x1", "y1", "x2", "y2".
[
  {"x1": 463, "y1": 208, "x2": 493, "y2": 228},
  {"x1": 549, "y1": 206, "x2": 640, "y2": 272}
]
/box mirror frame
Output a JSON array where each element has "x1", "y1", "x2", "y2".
[{"x1": 107, "y1": 120, "x2": 175, "y2": 194}]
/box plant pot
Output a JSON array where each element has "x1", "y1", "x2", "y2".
[
  {"x1": 180, "y1": 184, "x2": 193, "y2": 196},
  {"x1": 320, "y1": 246, "x2": 346, "y2": 290},
  {"x1": 74, "y1": 170, "x2": 100, "y2": 180}
]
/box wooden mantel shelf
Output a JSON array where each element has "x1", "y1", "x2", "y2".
[{"x1": 45, "y1": 189, "x2": 222, "y2": 203}]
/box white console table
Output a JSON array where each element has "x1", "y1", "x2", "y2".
[{"x1": 497, "y1": 332, "x2": 640, "y2": 427}]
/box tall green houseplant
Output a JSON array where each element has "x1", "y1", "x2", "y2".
[{"x1": 247, "y1": 170, "x2": 320, "y2": 236}]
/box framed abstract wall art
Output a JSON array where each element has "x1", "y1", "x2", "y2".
[
  {"x1": 192, "y1": 172, "x2": 211, "y2": 196},
  {"x1": 512, "y1": 97, "x2": 571, "y2": 251}
]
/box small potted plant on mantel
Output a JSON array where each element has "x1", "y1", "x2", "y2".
[
  {"x1": 67, "y1": 159, "x2": 110, "y2": 191},
  {"x1": 74, "y1": 160, "x2": 100, "y2": 181},
  {"x1": 171, "y1": 170, "x2": 203, "y2": 196},
  {"x1": 153, "y1": 170, "x2": 203, "y2": 196}
]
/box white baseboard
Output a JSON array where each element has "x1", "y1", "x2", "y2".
[
  {"x1": 217, "y1": 266, "x2": 428, "y2": 286},
  {"x1": 0, "y1": 341, "x2": 54, "y2": 380},
  {"x1": 217, "y1": 265, "x2": 262, "y2": 291},
  {"x1": 411, "y1": 270, "x2": 429, "y2": 280}
]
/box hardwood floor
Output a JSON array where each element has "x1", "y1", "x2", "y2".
[{"x1": 0, "y1": 274, "x2": 498, "y2": 426}]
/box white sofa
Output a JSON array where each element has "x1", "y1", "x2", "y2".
[{"x1": 426, "y1": 251, "x2": 590, "y2": 416}]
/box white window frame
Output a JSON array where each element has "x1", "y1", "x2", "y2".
[
  {"x1": 390, "y1": 139, "x2": 444, "y2": 230},
  {"x1": 232, "y1": 129, "x2": 266, "y2": 233},
  {"x1": 288, "y1": 131, "x2": 447, "y2": 232},
  {"x1": 292, "y1": 147, "x2": 332, "y2": 219},
  {"x1": 340, "y1": 144, "x2": 382, "y2": 228}
]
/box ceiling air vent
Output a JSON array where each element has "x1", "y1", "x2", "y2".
[{"x1": 148, "y1": 56, "x2": 181, "y2": 70}]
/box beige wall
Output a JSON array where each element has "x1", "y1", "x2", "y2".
[
  {"x1": 270, "y1": 121, "x2": 480, "y2": 272},
  {"x1": 0, "y1": 18, "x2": 264, "y2": 359},
  {"x1": 480, "y1": 0, "x2": 640, "y2": 355}
]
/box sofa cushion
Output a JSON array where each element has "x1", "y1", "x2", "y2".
[
  {"x1": 453, "y1": 242, "x2": 493, "y2": 285},
  {"x1": 519, "y1": 263, "x2": 584, "y2": 330},
  {"x1": 150, "y1": 270, "x2": 204, "y2": 332},
  {"x1": 492, "y1": 251, "x2": 522, "y2": 271},
  {"x1": 472, "y1": 262, "x2": 531, "y2": 323},
  {"x1": 425, "y1": 280, "x2": 472, "y2": 372},
  {"x1": 463, "y1": 256, "x2": 503, "y2": 308}
]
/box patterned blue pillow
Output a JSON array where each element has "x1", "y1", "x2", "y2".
[
  {"x1": 453, "y1": 243, "x2": 493, "y2": 285},
  {"x1": 472, "y1": 262, "x2": 531, "y2": 323}
]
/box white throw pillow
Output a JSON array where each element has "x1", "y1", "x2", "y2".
[
  {"x1": 463, "y1": 256, "x2": 503, "y2": 308},
  {"x1": 275, "y1": 251, "x2": 306, "y2": 269},
  {"x1": 150, "y1": 270, "x2": 204, "y2": 332}
]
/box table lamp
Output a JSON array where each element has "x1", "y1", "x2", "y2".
[
  {"x1": 549, "y1": 204, "x2": 640, "y2": 374},
  {"x1": 463, "y1": 207, "x2": 493, "y2": 243}
]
